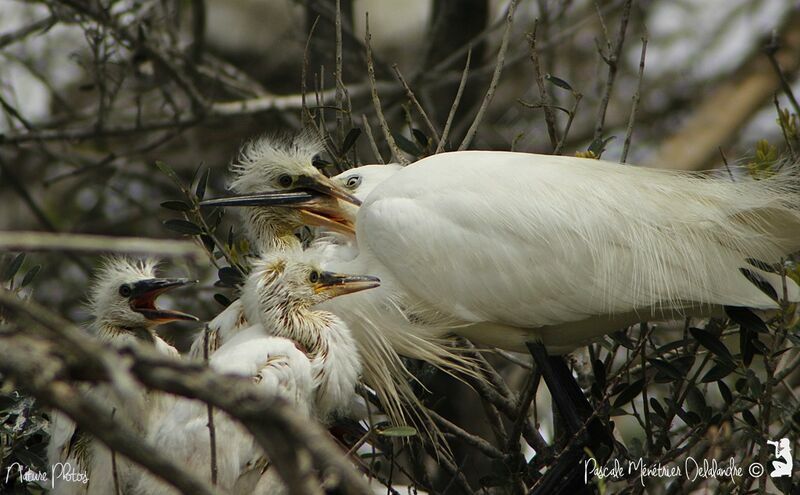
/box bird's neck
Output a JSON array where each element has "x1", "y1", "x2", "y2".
[
  {"x1": 95, "y1": 320, "x2": 156, "y2": 344},
  {"x1": 243, "y1": 210, "x2": 301, "y2": 252},
  {"x1": 262, "y1": 304, "x2": 330, "y2": 359}
]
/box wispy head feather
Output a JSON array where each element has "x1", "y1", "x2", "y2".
[{"x1": 229, "y1": 131, "x2": 324, "y2": 194}]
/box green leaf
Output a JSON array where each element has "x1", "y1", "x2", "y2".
[
  {"x1": 690, "y1": 327, "x2": 735, "y2": 365},
  {"x1": 163, "y1": 219, "x2": 203, "y2": 236},
  {"x1": 411, "y1": 128, "x2": 429, "y2": 148},
  {"x1": 677, "y1": 409, "x2": 701, "y2": 427},
  {"x1": 592, "y1": 359, "x2": 606, "y2": 390},
  {"x1": 609, "y1": 330, "x2": 636, "y2": 350},
  {"x1": 195, "y1": 168, "x2": 210, "y2": 201},
  {"x1": 588, "y1": 135, "x2": 615, "y2": 157},
  {"x1": 155, "y1": 161, "x2": 182, "y2": 187},
  {"x1": 701, "y1": 362, "x2": 736, "y2": 382},
  {"x1": 377, "y1": 425, "x2": 417, "y2": 437},
  {"x1": 218, "y1": 266, "x2": 243, "y2": 287},
  {"x1": 613, "y1": 378, "x2": 645, "y2": 408},
  {"x1": 214, "y1": 293, "x2": 232, "y2": 308},
  {"x1": 160, "y1": 200, "x2": 192, "y2": 211},
  {"x1": 726, "y1": 306, "x2": 768, "y2": 333},
  {"x1": 648, "y1": 358, "x2": 683, "y2": 381},
  {"x1": 2, "y1": 253, "x2": 25, "y2": 282},
  {"x1": 20, "y1": 265, "x2": 41, "y2": 288},
  {"x1": 741, "y1": 409, "x2": 758, "y2": 428},
  {"x1": 545, "y1": 74, "x2": 573, "y2": 91},
  {"x1": 649, "y1": 398, "x2": 666, "y2": 418},
  {"x1": 718, "y1": 380, "x2": 733, "y2": 405},
  {"x1": 393, "y1": 133, "x2": 421, "y2": 156},
  {"x1": 341, "y1": 128, "x2": 361, "y2": 154}
]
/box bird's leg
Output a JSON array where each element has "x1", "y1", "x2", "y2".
[
  {"x1": 525, "y1": 342, "x2": 586, "y2": 436},
  {"x1": 526, "y1": 342, "x2": 604, "y2": 495}
]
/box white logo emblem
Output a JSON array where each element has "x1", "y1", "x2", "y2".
[{"x1": 767, "y1": 438, "x2": 792, "y2": 478}]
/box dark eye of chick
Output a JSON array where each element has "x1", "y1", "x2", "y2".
[
  {"x1": 308, "y1": 271, "x2": 319, "y2": 283},
  {"x1": 119, "y1": 284, "x2": 132, "y2": 297},
  {"x1": 278, "y1": 174, "x2": 293, "y2": 188}
]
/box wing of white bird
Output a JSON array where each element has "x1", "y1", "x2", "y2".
[
  {"x1": 136, "y1": 336, "x2": 314, "y2": 495},
  {"x1": 188, "y1": 298, "x2": 248, "y2": 359},
  {"x1": 354, "y1": 152, "x2": 800, "y2": 351}
]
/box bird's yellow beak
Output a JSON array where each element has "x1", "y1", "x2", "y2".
[
  {"x1": 313, "y1": 271, "x2": 380, "y2": 299},
  {"x1": 127, "y1": 278, "x2": 199, "y2": 323}
]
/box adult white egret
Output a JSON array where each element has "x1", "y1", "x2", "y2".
[
  {"x1": 136, "y1": 251, "x2": 375, "y2": 494},
  {"x1": 206, "y1": 145, "x2": 800, "y2": 491},
  {"x1": 47, "y1": 257, "x2": 197, "y2": 495},
  {"x1": 217, "y1": 149, "x2": 800, "y2": 352}
]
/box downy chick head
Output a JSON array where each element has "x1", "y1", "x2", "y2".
[
  {"x1": 88, "y1": 257, "x2": 197, "y2": 337},
  {"x1": 241, "y1": 248, "x2": 380, "y2": 328},
  {"x1": 240, "y1": 249, "x2": 376, "y2": 420},
  {"x1": 201, "y1": 133, "x2": 361, "y2": 250}
]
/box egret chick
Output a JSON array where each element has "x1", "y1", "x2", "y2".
[
  {"x1": 188, "y1": 133, "x2": 362, "y2": 360},
  {"x1": 137, "y1": 251, "x2": 376, "y2": 494},
  {"x1": 47, "y1": 257, "x2": 196, "y2": 495},
  {"x1": 135, "y1": 336, "x2": 314, "y2": 495}
]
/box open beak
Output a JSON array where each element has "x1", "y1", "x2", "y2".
[
  {"x1": 129, "y1": 278, "x2": 199, "y2": 323},
  {"x1": 200, "y1": 188, "x2": 357, "y2": 236},
  {"x1": 314, "y1": 272, "x2": 380, "y2": 298}
]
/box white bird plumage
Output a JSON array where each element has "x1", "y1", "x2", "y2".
[
  {"x1": 48, "y1": 257, "x2": 195, "y2": 495},
  {"x1": 325, "y1": 151, "x2": 800, "y2": 353},
  {"x1": 137, "y1": 250, "x2": 369, "y2": 494}
]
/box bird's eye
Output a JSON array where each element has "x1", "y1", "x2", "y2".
[
  {"x1": 309, "y1": 271, "x2": 319, "y2": 283},
  {"x1": 119, "y1": 284, "x2": 132, "y2": 297},
  {"x1": 344, "y1": 175, "x2": 362, "y2": 189},
  {"x1": 278, "y1": 174, "x2": 293, "y2": 188}
]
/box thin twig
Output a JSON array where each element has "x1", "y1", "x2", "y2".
[
  {"x1": 552, "y1": 93, "x2": 582, "y2": 155},
  {"x1": 459, "y1": 0, "x2": 519, "y2": 151},
  {"x1": 111, "y1": 408, "x2": 121, "y2": 495},
  {"x1": 334, "y1": 0, "x2": 345, "y2": 144},
  {"x1": 774, "y1": 94, "x2": 798, "y2": 161},
  {"x1": 765, "y1": 35, "x2": 800, "y2": 117},
  {"x1": 436, "y1": 49, "x2": 471, "y2": 154},
  {"x1": 364, "y1": 14, "x2": 408, "y2": 165},
  {"x1": 361, "y1": 114, "x2": 385, "y2": 163},
  {"x1": 506, "y1": 367, "x2": 541, "y2": 452},
  {"x1": 528, "y1": 21, "x2": 559, "y2": 150},
  {"x1": 621, "y1": 35, "x2": 648, "y2": 163},
  {"x1": 392, "y1": 64, "x2": 440, "y2": 145},
  {"x1": 204, "y1": 325, "x2": 218, "y2": 485},
  {"x1": 593, "y1": 0, "x2": 634, "y2": 140}
]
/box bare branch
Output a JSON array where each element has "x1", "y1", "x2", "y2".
[
  {"x1": 436, "y1": 49, "x2": 471, "y2": 154},
  {"x1": 364, "y1": 14, "x2": 408, "y2": 164},
  {"x1": 593, "y1": 0, "x2": 634, "y2": 141},
  {"x1": 621, "y1": 35, "x2": 648, "y2": 164},
  {"x1": 0, "y1": 231, "x2": 206, "y2": 260}
]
